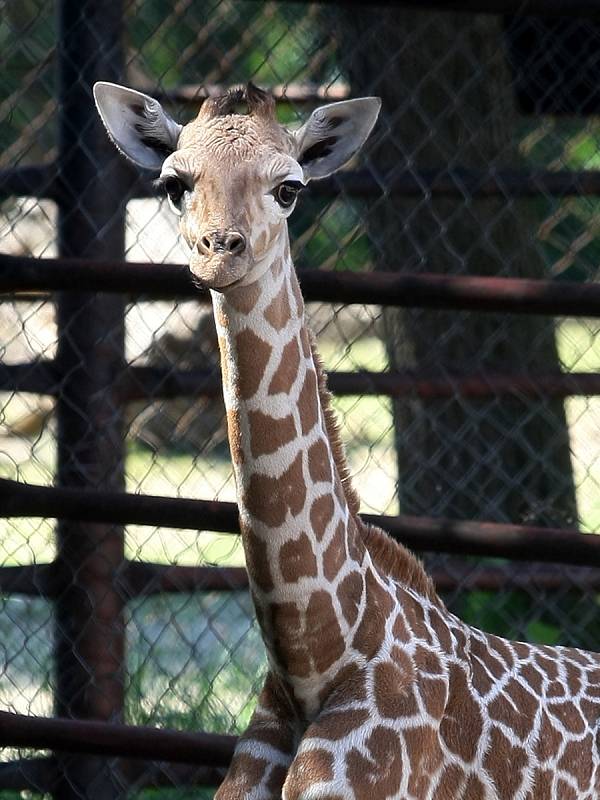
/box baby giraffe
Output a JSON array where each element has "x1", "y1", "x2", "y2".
[{"x1": 94, "y1": 81, "x2": 600, "y2": 799}]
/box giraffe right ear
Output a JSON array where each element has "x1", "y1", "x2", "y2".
[
  {"x1": 294, "y1": 97, "x2": 381, "y2": 180},
  {"x1": 93, "y1": 82, "x2": 182, "y2": 171}
]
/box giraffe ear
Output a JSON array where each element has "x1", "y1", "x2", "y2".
[
  {"x1": 93, "y1": 82, "x2": 182, "y2": 171},
  {"x1": 294, "y1": 97, "x2": 381, "y2": 181}
]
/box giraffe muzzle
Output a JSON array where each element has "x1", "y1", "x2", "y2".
[{"x1": 198, "y1": 230, "x2": 247, "y2": 257}]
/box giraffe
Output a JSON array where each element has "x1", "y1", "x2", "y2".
[{"x1": 94, "y1": 81, "x2": 600, "y2": 799}]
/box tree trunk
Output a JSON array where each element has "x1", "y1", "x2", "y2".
[{"x1": 335, "y1": 8, "x2": 578, "y2": 528}]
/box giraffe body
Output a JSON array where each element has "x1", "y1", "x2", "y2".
[{"x1": 94, "y1": 82, "x2": 600, "y2": 799}]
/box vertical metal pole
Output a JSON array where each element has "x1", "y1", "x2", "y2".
[{"x1": 55, "y1": 1, "x2": 129, "y2": 798}]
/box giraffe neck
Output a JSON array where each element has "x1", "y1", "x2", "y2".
[{"x1": 211, "y1": 234, "x2": 384, "y2": 713}]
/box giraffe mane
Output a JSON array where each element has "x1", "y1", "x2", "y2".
[
  {"x1": 309, "y1": 331, "x2": 439, "y2": 603},
  {"x1": 200, "y1": 82, "x2": 276, "y2": 120},
  {"x1": 363, "y1": 524, "x2": 438, "y2": 602},
  {"x1": 308, "y1": 331, "x2": 361, "y2": 517}
]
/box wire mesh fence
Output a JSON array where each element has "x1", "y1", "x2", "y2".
[{"x1": 2, "y1": 1, "x2": 600, "y2": 797}]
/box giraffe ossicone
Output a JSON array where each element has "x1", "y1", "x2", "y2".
[{"x1": 95, "y1": 81, "x2": 600, "y2": 800}]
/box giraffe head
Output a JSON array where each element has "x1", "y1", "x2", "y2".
[{"x1": 94, "y1": 82, "x2": 380, "y2": 290}]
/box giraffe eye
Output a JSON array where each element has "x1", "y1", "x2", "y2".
[
  {"x1": 274, "y1": 180, "x2": 303, "y2": 209},
  {"x1": 164, "y1": 176, "x2": 185, "y2": 206},
  {"x1": 155, "y1": 174, "x2": 189, "y2": 215}
]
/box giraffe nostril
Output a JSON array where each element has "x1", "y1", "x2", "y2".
[
  {"x1": 225, "y1": 232, "x2": 246, "y2": 255},
  {"x1": 199, "y1": 235, "x2": 212, "y2": 254}
]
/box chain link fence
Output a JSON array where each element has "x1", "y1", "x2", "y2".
[{"x1": 2, "y1": 1, "x2": 600, "y2": 797}]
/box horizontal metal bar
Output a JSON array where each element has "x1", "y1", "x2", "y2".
[
  {"x1": 1, "y1": 477, "x2": 598, "y2": 567},
  {"x1": 432, "y1": 561, "x2": 600, "y2": 592},
  {"x1": 290, "y1": 0, "x2": 600, "y2": 17},
  {"x1": 4, "y1": 558, "x2": 600, "y2": 599},
  {"x1": 127, "y1": 761, "x2": 226, "y2": 789},
  {"x1": 4, "y1": 165, "x2": 600, "y2": 205},
  {"x1": 0, "y1": 711, "x2": 236, "y2": 766},
  {"x1": 142, "y1": 82, "x2": 350, "y2": 107},
  {"x1": 0, "y1": 757, "x2": 58, "y2": 793},
  {"x1": 0, "y1": 561, "x2": 248, "y2": 597},
  {"x1": 0, "y1": 477, "x2": 239, "y2": 531},
  {"x1": 119, "y1": 368, "x2": 600, "y2": 402},
  {"x1": 122, "y1": 562, "x2": 249, "y2": 596},
  {"x1": 0, "y1": 165, "x2": 59, "y2": 200},
  {"x1": 2, "y1": 254, "x2": 600, "y2": 317},
  {"x1": 130, "y1": 168, "x2": 600, "y2": 201},
  {"x1": 0, "y1": 563, "x2": 56, "y2": 596},
  {"x1": 0, "y1": 757, "x2": 226, "y2": 792},
  {"x1": 8, "y1": 361, "x2": 600, "y2": 402},
  {"x1": 0, "y1": 362, "x2": 62, "y2": 395}
]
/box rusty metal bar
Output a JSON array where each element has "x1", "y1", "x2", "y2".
[
  {"x1": 0, "y1": 362, "x2": 62, "y2": 395},
  {"x1": 0, "y1": 758, "x2": 59, "y2": 793},
  {"x1": 0, "y1": 561, "x2": 247, "y2": 597},
  {"x1": 53, "y1": 2, "x2": 130, "y2": 798},
  {"x1": 121, "y1": 562, "x2": 248, "y2": 596},
  {"x1": 3, "y1": 254, "x2": 600, "y2": 317},
  {"x1": 0, "y1": 711, "x2": 236, "y2": 767},
  {"x1": 0, "y1": 757, "x2": 226, "y2": 792},
  {"x1": 118, "y1": 368, "x2": 600, "y2": 402},
  {"x1": 129, "y1": 168, "x2": 600, "y2": 200},
  {"x1": 6, "y1": 166, "x2": 600, "y2": 205},
  {"x1": 8, "y1": 361, "x2": 600, "y2": 401},
  {"x1": 1, "y1": 477, "x2": 598, "y2": 567},
  {"x1": 0, "y1": 563, "x2": 56, "y2": 596},
  {"x1": 4, "y1": 558, "x2": 600, "y2": 598},
  {"x1": 0, "y1": 165, "x2": 59, "y2": 200}
]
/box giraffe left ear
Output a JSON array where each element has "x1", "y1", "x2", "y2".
[{"x1": 294, "y1": 97, "x2": 381, "y2": 180}]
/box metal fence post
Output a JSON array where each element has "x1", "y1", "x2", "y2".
[{"x1": 54, "y1": 1, "x2": 129, "y2": 797}]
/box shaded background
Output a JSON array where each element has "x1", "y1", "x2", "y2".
[{"x1": 2, "y1": 1, "x2": 600, "y2": 797}]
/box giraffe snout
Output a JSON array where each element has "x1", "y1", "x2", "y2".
[{"x1": 198, "y1": 230, "x2": 247, "y2": 257}]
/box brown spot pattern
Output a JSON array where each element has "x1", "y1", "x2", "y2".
[
  {"x1": 489, "y1": 677, "x2": 537, "y2": 740},
  {"x1": 346, "y1": 726, "x2": 403, "y2": 800},
  {"x1": 245, "y1": 451, "x2": 305, "y2": 526},
  {"x1": 337, "y1": 572, "x2": 363, "y2": 627},
  {"x1": 558, "y1": 734, "x2": 593, "y2": 791},
  {"x1": 264, "y1": 280, "x2": 292, "y2": 330},
  {"x1": 483, "y1": 726, "x2": 527, "y2": 799},
  {"x1": 352, "y1": 568, "x2": 394, "y2": 658},
  {"x1": 374, "y1": 650, "x2": 417, "y2": 719},
  {"x1": 434, "y1": 764, "x2": 464, "y2": 798},
  {"x1": 279, "y1": 532, "x2": 318, "y2": 583},
  {"x1": 314, "y1": 709, "x2": 369, "y2": 740},
  {"x1": 298, "y1": 368, "x2": 319, "y2": 434},
  {"x1": 429, "y1": 608, "x2": 452, "y2": 653},
  {"x1": 308, "y1": 437, "x2": 332, "y2": 484},
  {"x1": 226, "y1": 408, "x2": 244, "y2": 465},
  {"x1": 306, "y1": 590, "x2": 345, "y2": 673},
  {"x1": 248, "y1": 409, "x2": 295, "y2": 457},
  {"x1": 235, "y1": 328, "x2": 272, "y2": 399},
  {"x1": 439, "y1": 664, "x2": 482, "y2": 761},
  {"x1": 244, "y1": 531, "x2": 273, "y2": 592},
  {"x1": 221, "y1": 753, "x2": 268, "y2": 796},
  {"x1": 268, "y1": 337, "x2": 300, "y2": 395},
  {"x1": 270, "y1": 602, "x2": 310, "y2": 678},
  {"x1": 548, "y1": 700, "x2": 586, "y2": 734},
  {"x1": 310, "y1": 494, "x2": 334, "y2": 541},
  {"x1": 323, "y1": 521, "x2": 346, "y2": 582},
  {"x1": 319, "y1": 662, "x2": 366, "y2": 706},
  {"x1": 286, "y1": 749, "x2": 334, "y2": 800},
  {"x1": 226, "y1": 281, "x2": 260, "y2": 313}
]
